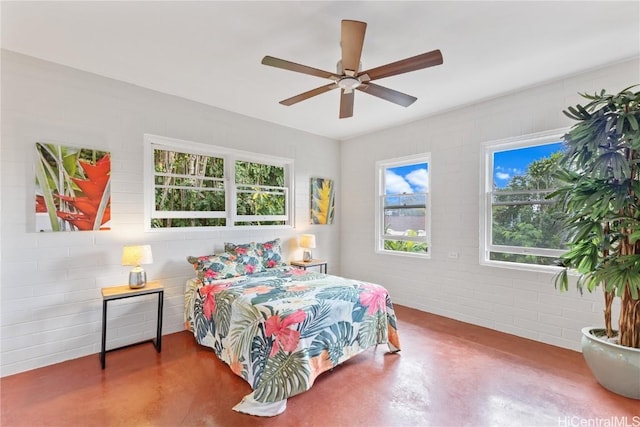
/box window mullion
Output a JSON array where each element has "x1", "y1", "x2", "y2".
[{"x1": 228, "y1": 155, "x2": 236, "y2": 224}]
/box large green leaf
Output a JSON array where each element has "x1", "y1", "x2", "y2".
[
  {"x1": 228, "y1": 303, "x2": 266, "y2": 359},
  {"x1": 358, "y1": 312, "x2": 388, "y2": 348},
  {"x1": 316, "y1": 285, "x2": 360, "y2": 303},
  {"x1": 35, "y1": 149, "x2": 60, "y2": 231},
  {"x1": 250, "y1": 331, "x2": 271, "y2": 384},
  {"x1": 193, "y1": 298, "x2": 213, "y2": 342},
  {"x1": 297, "y1": 301, "x2": 335, "y2": 339},
  {"x1": 253, "y1": 350, "x2": 310, "y2": 402},
  {"x1": 213, "y1": 288, "x2": 243, "y2": 338},
  {"x1": 308, "y1": 321, "x2": 356, "y2": 364}
]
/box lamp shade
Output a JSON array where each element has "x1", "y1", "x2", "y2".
[
  {"x1": 121, "y1": 245, "x2": 153, "y2": 266},
  {"x1": 300, "y1": 234, "x2": 316, "y2": 249}
]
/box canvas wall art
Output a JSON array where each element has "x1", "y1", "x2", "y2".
[
  {"x1": 310, "y1": 177, "x2": 335, "y2": 225},
  {"x1": 35, "y1": 142, "x2": 111, "y2": 232}
]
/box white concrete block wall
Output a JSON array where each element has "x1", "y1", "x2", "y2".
[
  {"x1": 340, "y1": 58, "x2": 638, "y2": 352},
  {"x1": 0, "y1": 50, "x2": 341, "y2": 376},
  {"x1": 1, "y1": 48, "x2": 637, "y2": 376}
]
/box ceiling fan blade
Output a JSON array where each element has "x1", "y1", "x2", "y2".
[
  {"x1": 339, "y1": 89, "x2": 354, "y2": 119},
  {"x1": 279, "y1": 83, "x2": 338, "y2": 106},
  {"x1": 262, "y1": 56, "x2": 339, "y2": 80},
  {"x1": 341, "y1": 20, "x2": 367, "y2": 76},
  {"x1": 357, "y1": 82, "x2": 417, "y2": 107},
  {"x1": 359, "y1": 49, "x2": 443, "y2": 81}
]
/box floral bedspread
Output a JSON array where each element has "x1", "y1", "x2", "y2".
[{"x1": 184, "y1": 266, "x2": 401, "y2": 416}]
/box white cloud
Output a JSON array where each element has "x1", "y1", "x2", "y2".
[
  {"x1": 494, "y1": 165, "x2": 524, "y2": 183},
  {"x1": 385, "y1": 170, "x2": 413, "y2": 194},
  {"x1": 406, "y1": 168, "x2": 429, "y2": 192}
]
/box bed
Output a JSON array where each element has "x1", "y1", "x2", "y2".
[{"x1": 184, "y1": 240, "x2": 401, "y2": 416}]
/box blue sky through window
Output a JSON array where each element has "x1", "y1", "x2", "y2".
[
  {"x1": 493, "y1": 142, "x2": 563, "y2": 189},
  {"x1": 386, "y1": 163, "x2": 429, "y2": 194}
]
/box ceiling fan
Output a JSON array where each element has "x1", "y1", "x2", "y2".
[{"x1": 261, "y1": 19, "x2": 443, "y2": 119}]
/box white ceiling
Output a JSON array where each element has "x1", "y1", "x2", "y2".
[{"x1": 2, "y1": 1, "x2": 639, "y2": 141}]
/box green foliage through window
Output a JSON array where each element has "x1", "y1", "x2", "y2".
[
  {"x1": 485, "y1": 137, "x2": 569, "y2": 266},
  {"x1": 383, "y1": 229, "x2": 428, "y2": 254},
  {"x1": 235, "y1": 160, "x2": 287, "y2": 225},
  {"x1": 147, "y1": 136, "x2": 292, "y2": 230},
  {"x1": 152, "y1": 148, "x2": 225, "y2": 228}
]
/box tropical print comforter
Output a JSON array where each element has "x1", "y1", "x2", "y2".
[{"x1": 184, "y1": 266, "x2": 401, "y2": 416}]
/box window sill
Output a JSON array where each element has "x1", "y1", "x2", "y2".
[
  {"x1": 376, "y1": 249, "x2": 430, "y2": 259},
  {"x1": 480, "y1": 258, "x2": 563, "y2": 274}
]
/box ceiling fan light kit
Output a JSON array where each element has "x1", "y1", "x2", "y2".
[{"x1": 261, "y1": 19, "x2": 443, "y2": 119}]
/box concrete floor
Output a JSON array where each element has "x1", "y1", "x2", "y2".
[{"x1": 1, "y1": 305, "x2": 637, "y2": 426}]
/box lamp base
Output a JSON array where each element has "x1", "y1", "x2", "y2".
[
  {"x1": 129, "y1": 270, "x2": 147, "y2": 289},
  {"x1": 303, "y1": 250, "x2": 312, "y2": 262}
]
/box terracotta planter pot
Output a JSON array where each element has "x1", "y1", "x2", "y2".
[{"x1": 581, "y1": 327, "x2": 640, "y2": 399}]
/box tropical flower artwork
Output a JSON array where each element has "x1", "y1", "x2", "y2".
[
  {"x1": 310, "y1": 177, "x2": 335, "y2": 225},
  {"x1": 35, "y1": 142, "x2": 111, "y2": 232}
]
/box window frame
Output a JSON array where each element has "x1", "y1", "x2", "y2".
[
  {"x1": 375, "y1": 153, "x2": 431, "y2": 259},
  {"x1": 480, "y1": 128, "x2": 567, "y2": 271},
  {"x1": 144, "y1": 134, "x2": 294, "y2": 231}
]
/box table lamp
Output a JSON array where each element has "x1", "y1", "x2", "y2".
[
  {"x1": 300, "y1": 234, "x2": 316, "y2": 262},
  {"x1": 121, "y1": 245, "x2": 153, "y2": 288}
]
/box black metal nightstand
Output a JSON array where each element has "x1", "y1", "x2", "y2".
[{"x1": 100, "y1": 281, "x2": 164, "y2": 369}]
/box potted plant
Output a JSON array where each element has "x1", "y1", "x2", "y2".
[{"x1": 552, "y1": 85, "x2": 640, "y2": 399}]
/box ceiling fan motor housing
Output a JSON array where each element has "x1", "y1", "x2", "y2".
[{"x1": 337, "y1": 76, "x2": 361, "y2": 93}]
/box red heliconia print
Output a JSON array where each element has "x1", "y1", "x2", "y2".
[{"x1": 35, "y1": 143, "x2": 111, "y2": 232}]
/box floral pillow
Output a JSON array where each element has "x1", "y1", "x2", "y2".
[
  {"x1": 224, "y1": 241, "x2": 255, "y2": 257},
  {"x1": 225, "y1": 239, "x2": 288, "y2": 269},
  {"x1": 257, "y1": 239, "x2": 288, "y2": 268},
  {"x1": 187, "y1": 252, "x2": 262, "y2": 282},
  {"x1": 222, "y1": 242, "x2": 266, "y2": 273}
]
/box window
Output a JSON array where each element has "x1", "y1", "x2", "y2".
[
  {"x1": 233, "y1": 160, "x2": 288, "y2": 226},
  {"x1": 145, "y1": 135, "x2": 293, "y2": 230},
  {"x1": 481, "y1": 129, "x2": 568, "y2": 269},
  {"x1": 375, "y1": 154, "x2": 430, "y2": 257}
]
